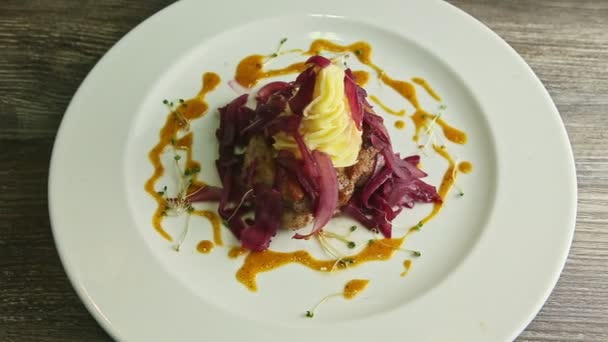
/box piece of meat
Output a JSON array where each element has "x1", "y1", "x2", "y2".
[
  {"x1": 335, "y1": 168, "x2": 355, "y2": 207},
  {"x1": 243, "y1": 133, "x2": 379, "y2": 230},
  {"x1": 243, "y1": 135, "x2": 275, "y2": 186},
  {"x1": 345, "y1": 144, "x2": 379, "y2": 187},
  {"x1": 281, "y1": 209, "x2": 313, "y2": 229}
]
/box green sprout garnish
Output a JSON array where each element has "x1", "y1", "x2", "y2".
[
  {"x1": 157, "y1": 185, "x2": 168, "y2": 196},
  {"x1": 350, "y1": 225, "x2": 357, "y2": 232},
  {"x1": 174, "y1": 155, "x2": 181, "y2": 161},
  {"x1": 305, "y1": 292, "x2": 342, "y2": 318},
  {"x1": 321, "y1": 231, "x2": 356, "y2": 249},
  {"x1": 184, "y1": 167, "x2": 200, "y2": 176},
  {"x1": 162, "y1": 99, "x2": 168, "y2": 105}
]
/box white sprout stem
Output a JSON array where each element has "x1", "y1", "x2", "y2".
[
  {"x1": 322, "y1": 231, "x2": 351, "y2": 243},
  {"x1": 308, "y1": 293, "x2": 342, "y2": 315},
  {"x1": 317, "y1": 234, "x2": 341, "y2": 260},
  {"x1": 424, "y1": 112, "x2": 441, "y2": 135},
  {"x1": 320, "y1": 233, "x2": 345, "y2": 259},
  {"x1": 184, "y1": 184, "x2": 203, "y2": 199},
  {"x1": 373, "y1": 239, "x2": 419, "y2": 256},
  {"x1": 226, "y1": 189, "x2": 254, "y2": 222},
  {"x1": 174, "y1": 214, "x2": 192, "y2": 252}
]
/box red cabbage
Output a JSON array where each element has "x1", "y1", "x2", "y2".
[
  {"x1": 256, "y1": 81, "x2": 293, "y2": 103},
  {"x1": 264, "y1": 115, "x2": 302, "y2": 137},
  {"x1": 344, "y1": 69, "x2": 363, "y2": 130},
  {"x1": 240, "y1": 186, "x2": 283, "y2": 251},
  {"x1": 187, "y1": 185, "x2": 223, "y2": 203},
  {"x1": 293, "y1": 150, "x2": 338, "y2": 239},
  {"x1": 293, "y1": 131, "x2": 319, "y2": 180},
  {"x1": 241, "y1": 95, "x2": 287, "y2": 137},
  {"x1": 288, "y1": 68, "x2": 316, "y2": 115},
  {"x1": 207, "y1": 57, "x2": 441, "y2": 249},
  {"x1": 275, "y1": 150, "x2": 318, "y2": 202},
  {"x1": 305, "y1": 55, "x2": 332, "y2": 68}
]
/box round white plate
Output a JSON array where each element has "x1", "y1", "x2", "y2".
[{"x1": 49, "y1": 0, "x2": 577, "y2": 341}]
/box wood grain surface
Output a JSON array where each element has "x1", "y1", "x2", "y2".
[{"x1": 0, "y1": 0, "x2": 606, "y2": 341}]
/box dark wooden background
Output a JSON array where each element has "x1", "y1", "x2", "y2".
[{"x1": 1, "y1": 0, "x2": 606, "y2": 341}]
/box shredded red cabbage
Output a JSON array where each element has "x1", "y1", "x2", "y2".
[
  {"x1": 344, "y1": 69, "x2": 363, "y2": 130},
  {"x1": 240, "y1": 185, "x2": 283, "y2": 251},
  {"x1": 199, "y1": 59, "x2": 441, "y2": 250},
  {"x1": 187, "y1": 185, "x2": 223, "y2": 203},
  {"x1": 305, "y1": 55, "x2": 332, "y2": 68},
  {"x1": 293, "y1": 150, "x2": 338, "y2": 239},
  {"x1": 336, "y1": 79, "x2": 442, "y2": 237},
  {"x1": 288, "y1": 68, "x2": 316, "y2": 115},
  {"x1": 256, "y1": 81, "x2": 293, "y2": 103}
]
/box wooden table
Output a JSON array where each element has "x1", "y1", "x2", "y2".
[{"x1": 1, "y1": 1, "x2": 606, "y2": 340}]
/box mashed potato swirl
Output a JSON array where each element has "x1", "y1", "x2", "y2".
[{"x1": 273, "y1": 64, "x2": 362, "y2": 167}]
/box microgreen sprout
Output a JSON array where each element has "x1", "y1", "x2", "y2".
[
  {"x1": 372, "y1": 239, "x2": 422, "y2": 257},
  {"x1": 321, "y1": 231, "x2": 356, "y2": 249},
  {"x1": 264, "y1": 37, "x2": 289, "y2": 66},
  {"x1": 305, "y1": 293, "x2": 342, "y2": 319},
  {"x1": 225, "y1": 189, "x2": 254, "y2": 222},
  {"x1": 173, "y1": 214, "x2": 192, "y2": 252}
]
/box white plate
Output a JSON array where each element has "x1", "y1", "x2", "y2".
[{"x1": 49, "y1": 0, "x2": 577, "y2": 340}]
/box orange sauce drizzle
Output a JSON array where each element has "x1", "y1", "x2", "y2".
[
  {"x1": 236, "y1": 237, "x2": 404, "y2": 291},
  {"x1": 395, "y1": 120, "x2": 406, "y2": 129},
  {"x1": 197, "y1": 240, "x2": 214, "y2": 254},
  {"x1": 410, "y1": 109, "x2": 467, "y2": 144},
  {"x1": 144, "y1": 40, "x2": 471, "y2": 292},
  {"x1": 235, "y1": 55, "x2": 306, "y2": 88},
  {"x1": 352, "y1": 70, "x2": 370, "y2": 86},
  {"x1": 459, "y1": 161, "x2": 473, "y2": 174},
  {"x1": 144, "y1": 72, "x2": 221, "y2": 241},
  {"x1": 419, "y1": 145, "x2": 458, "y2": 225},
  {"x1": 305, "y1": 39, "x2": 420, "y2": 109},
  {"x1": 232, "y1": 40, "x2": 471, "y2": 290},
  {"x1": 228, "y1": 246, "x2": 249, "y2": 259},
  {"x1": 369, "y1": 95, "x2": 406, "y2": 116},
  {"x1": 412, "y1": 77, "x2": 442, "y2": 101},
  {"x1": 400, "y1": 259, "x2": 413, "y2": 277},
  {"x1": 343, "y1": 279, "x2": 369, "y2": 299},
  {"x1": 192, "y1": 210, "x2": 223, "y2": 245}
]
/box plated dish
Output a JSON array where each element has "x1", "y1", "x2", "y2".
[
  {"x1": 48, "y1": 0, "x2": 576, "y2": 341},
  {"x1": 144, "y1": 38, "x2": 472, "y2": 307}
]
